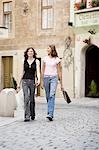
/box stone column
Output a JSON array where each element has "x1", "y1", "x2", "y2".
[{"x1": 0, "y1": 88, "x2": 17, "y2": 117}]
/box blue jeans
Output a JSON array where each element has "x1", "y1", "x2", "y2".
[
  {"x1": 22, "y1": 79, "x2": 35, "y2": 119},
  {"x1": 44, "y1": 76, "x2": 58, "y2": 118}
]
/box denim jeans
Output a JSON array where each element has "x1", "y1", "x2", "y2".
[
  {"x1": 22, "y1": 79, "x2": 35, "y2": 119},
  {"x1": 44, "y1": 75, "x2": 58, "y2": 118}
]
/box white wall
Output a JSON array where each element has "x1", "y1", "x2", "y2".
[{"x1": 75, "y1": 32, "x2": 99, "y2": 98}]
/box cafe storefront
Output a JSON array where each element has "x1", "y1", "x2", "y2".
[{"x1": 74, "y1": 8, "x2": 99, "y2": 98}]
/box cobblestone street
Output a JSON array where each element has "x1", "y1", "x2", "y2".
[{"x1": 0, "y1": 98, "x2": 99, "y2": 150}]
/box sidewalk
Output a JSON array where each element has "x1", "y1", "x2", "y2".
[
  {"x1": 36, "y1": 96, "x2": 99, "y2": 106},
  {"x1": 0, "y1": 117, "x2": 19, "y2": 127},
  {"x1": 0, "y1": 97, "x2": 99, "y2": 127}
]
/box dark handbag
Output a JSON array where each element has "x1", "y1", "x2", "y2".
[{"x1": 62, "y1": 90, "x2": 71, "y2": 104}]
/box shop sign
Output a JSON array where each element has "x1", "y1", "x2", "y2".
[{"x1": 75, "y1": 11, "x2": 99, "y2": 26}]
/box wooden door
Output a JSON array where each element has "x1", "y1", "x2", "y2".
[{"x1": 2, "y1": 56, "x2": 13, "y2": 88}]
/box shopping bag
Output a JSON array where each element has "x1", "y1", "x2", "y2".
[{"x1": 62, "y1": 90, "x2": 71, "y2": 104}]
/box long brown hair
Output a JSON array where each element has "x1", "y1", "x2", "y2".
[
  {"x1": 49, "y1": 45, "x2": 58, "y2": 57},
  {"x1": 24, "y1": 47, "x2": 37, "y2": 61}
]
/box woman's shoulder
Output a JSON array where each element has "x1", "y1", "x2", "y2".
[
  {"x1": 35, "y1": 59, "x2": 40, "y2": 65},
  {"x1": 55, "y1": 57, "x2": 61, "y2": 63},
  {"x1": 55, "y1": 56, "x2": 61, "y2": 60}
]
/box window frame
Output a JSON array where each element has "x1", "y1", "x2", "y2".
[
  {"x1": 3, "y1": 1, "x2": 12, "y2": 33},
  {"x1": 41, "y1": 0, "x2": 54, "y2": 30}
]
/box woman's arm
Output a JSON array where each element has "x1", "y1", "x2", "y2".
[
  {"x1": 17, "y1": 64, "x2": 24, "y2": 88},
  {"x1": 36, "y1": 59, "x2": 40, "y2": 86},
  {"x1": 57, "y1": 62, "x2": 63, "y2": 90},
  {"x1": 41, "y1": 62, "x2": 45, "y2": 88}
]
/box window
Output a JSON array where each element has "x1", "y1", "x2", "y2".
[
  {"x1": 41, "y1": 0, "x2": 54, "y2": 29},
  {"x1": 3, "y1": 2, "x2": 12, "y2": 32}
]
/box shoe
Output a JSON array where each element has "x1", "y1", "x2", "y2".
[
  {"x1": 46, "y1": 115, "x2": 53, "y2": 121},
  {"x1": 31, "y1": 116, "x2": 35, "y2": 120},
  {"x1": 24, "y1": 118, "x2": 30, "y2": 122}
]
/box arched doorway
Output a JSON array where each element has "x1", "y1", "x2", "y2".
[{"x1": 85, "y1": 45, "x2": 99, "y2": 97}]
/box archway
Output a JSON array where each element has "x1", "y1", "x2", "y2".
[{"x1": 85, "y1": 45, "x2": 99, "y2": 97}]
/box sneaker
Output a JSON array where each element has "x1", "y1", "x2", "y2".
[
  {"x1": 31, "y1": 116, "x2": 35, "y2": 120},
  {"x1": 46, "y1": 115, "x2": 53, "y2": 121}
]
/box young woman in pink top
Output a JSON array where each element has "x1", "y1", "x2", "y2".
[{"x1": 42, "y1": 45, "x2": 63, "y2": 121}]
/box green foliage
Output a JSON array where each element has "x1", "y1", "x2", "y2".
[
  {"x1": 87, "y1": 80, "x2": 99, "y2": 97},
  {"x1": 92, "y1": 0, "x2": 99, "y2": 7},
  {"x1": 80, "y1": 2, "x2": 86, "y2": 9},
  {"x1": 96, "y1": 0, "x2": 99, "y2": 6}
]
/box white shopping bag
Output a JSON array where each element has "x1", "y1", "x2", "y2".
[{"x1": 16, "y1": 89, "x2": 24, "y2": 110}]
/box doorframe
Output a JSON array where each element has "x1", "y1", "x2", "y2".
[
  {"x1": 80, "y1": 45, "x2": 89, "y2": 97},
  {"x1": 0, "y1": 50, "x2": 18, "y2": 90},
  {"x1": 85, "y1": 44, "x2": 99, "y2": 97},
  {"x1": 2, "y1": 56, "x2": 13, "y2": 88},
  {"x1": 80, "y1": 44, "x2": 99, "y2": 97}
]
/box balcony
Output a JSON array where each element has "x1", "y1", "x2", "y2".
[
  {"x1": 74, "y1": 0, "x2": 99, "y2": 13},
  {"x1": 73, "y1": 0, "x2": 99, "y2": 27}
]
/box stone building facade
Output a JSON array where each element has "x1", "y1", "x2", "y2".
[
  {"x1": 0, "y1": 0, "x2": 75, "y2": 97},
  {"x1": 71, "y1": 0, "x2": 99, "y2": 98}
]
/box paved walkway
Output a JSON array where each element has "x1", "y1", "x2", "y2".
[{"x1": 0, "y1": 97, "x2": 99, "y2": 150}]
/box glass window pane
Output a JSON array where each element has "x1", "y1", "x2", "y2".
[
  {"x1": 48, "y1": 9, "x2": 53, "y2": 28},
  {"x1": 41, "y1": 0, "x2": 53, "y2": 29},
  {"x1": 3, "y1": 2, "x2": 12, "y2": 32},
  {"x1": 4, "y1": 14, "x2": 12, "y2": 32},
  {"x1": 4, "y1": 15, "x2": 8, "y2": 27},
  {"x1": 4, "y1": 3, "x2": 8, "y2": 12},
  {"x1": 42, "y1": 0, "x2": 53, "y2": 6},
  {"x1": 4, "y1": 2, "x2": 12, "y2": 12},
  {"x1": 48, "y1": 0, "x2": 53, "y2": 5},
  {"x1": 42, "y1": 0, "x2": 48, "y2": 6},
  {"x1": 42, "y1": 9, "x2": 48, "y2": 29}
]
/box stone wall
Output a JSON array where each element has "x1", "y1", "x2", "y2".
[{"x1": 0, "y1": 0, "x2": 75, "y2": 97}]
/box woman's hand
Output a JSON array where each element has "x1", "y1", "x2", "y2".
[
  {"x1": 57, "y1": 62, "x2": 63, "y2": 91},
  {"x1": 16, "y1": 86, "x2": 20, "y2": 93},
  {"x1": 60, "y1": 84, "x2": 64, "y2": 91},
  {"x1": 35, "y1": 81, "x2": 40, "y2": 87},
  {"x1": 41, "y1": 82, "x2": 44, "y2": 89}
]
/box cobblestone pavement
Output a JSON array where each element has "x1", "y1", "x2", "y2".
[{"x1": 0, "y1": 98, "x2": 99, "y2": 150}]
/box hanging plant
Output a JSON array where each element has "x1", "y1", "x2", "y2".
[
  {"x1": 92, "y1": 0, "x2": 99, "y2": 7},
  {"x1": 80, "y1": 2, "x2": 86, "y2": 9}
]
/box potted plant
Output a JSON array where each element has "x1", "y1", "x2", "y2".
[
  {"x1": 96, "y1": 0, "x2": 99, "y2": 6},
  {"x1": 80, "y1": 2, "x2": 86, "y2": 9},
  {"x1": 87, "y1": 80, "x2": 99, "y2": 97},
  {"x1": 92, "y1": 0, "x2": 99, "y2": 7},
  {"x1": 74, "y1": 2, "x2": 81, "y2": 10}
]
